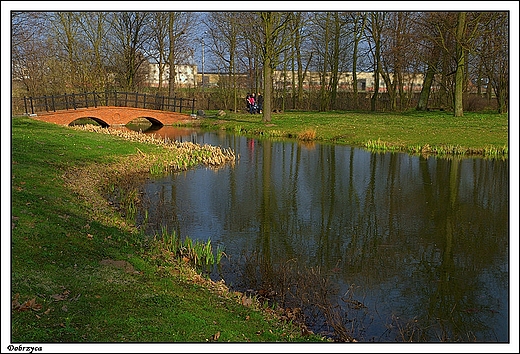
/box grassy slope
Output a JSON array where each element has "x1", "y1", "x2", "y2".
[{"x1": 10, "y1": 117, "x2": 324, "y2": 343}]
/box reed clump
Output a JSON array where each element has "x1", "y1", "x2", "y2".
[
  {"x1": 151, "y1": 227, "x2": 226, "y2": 272},
  {"x1": 297, "y1": 128, "x2": 317, "y2": 141},
  {"x1": 406, "y1": 143, "x2": 508, "y2": 158},
  {"x1": 364, "y1": 138, "x2": 401, "y2": 152},
  {"x1": 72, "y1": 124, "x2": 237, "y2": 174},
  {"x1": 365, "y1": 137, "x2": 508, "y2": 159}
]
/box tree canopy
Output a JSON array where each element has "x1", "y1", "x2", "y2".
[{"x1": 11, "y1": 11, "x2": 510, "y2": 115}]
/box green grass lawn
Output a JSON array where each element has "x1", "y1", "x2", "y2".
[{"x1": 196, "y1": 109, "x2": 508, "y2": 157}]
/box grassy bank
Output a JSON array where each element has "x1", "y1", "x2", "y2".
[
  {"x1": 10, "y1": 117, "x2": 326, "y2": 344},
  {"x1": 195, "y1": 110, "x2": 508, "y2": 158}
]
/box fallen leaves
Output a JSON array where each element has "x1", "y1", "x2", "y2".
[
  {"x1": 13, "y1": 287, "x2": 81, "y2": 316},
  {"x1": 12, "y1": 294, "x2": 42, "y2": 312},
  {"x1": 51, "y1": 289, "x2": 71, "y2": 301},
  {"x1": 212, "y1": 331, "x2": 221, "y2": 341},
  {"x1": 206, "y1": 331, "x2": 221, "y2": 342},
  {"x1": 241, "y1": 295, "x2": 253, "y2": 307}
]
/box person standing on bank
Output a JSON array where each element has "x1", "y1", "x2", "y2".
[
  {"x1": 246, "y1": 93, "x2": 252, "y2": 112},
  {"x1": 256, "y1": 92, "x2": 263, "y2": 114},
  {"x1": 247, "y1": 93, "x2": 256, "y2": 114}
]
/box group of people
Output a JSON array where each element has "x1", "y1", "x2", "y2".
[{"x1": 246, "y1": 92, "x2": 263, "y2": 114}]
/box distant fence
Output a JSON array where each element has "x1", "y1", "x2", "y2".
[{"x1": 23, "y1": 91, "x2": 197, "y2": 115}]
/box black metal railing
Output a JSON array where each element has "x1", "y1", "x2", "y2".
[{"x1": 23, "y1": 91, "x2": 196, "y2": 115}]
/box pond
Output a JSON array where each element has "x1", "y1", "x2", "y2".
[{"x1": 129, "y1": 126, "x2": 509, "y2": 342}]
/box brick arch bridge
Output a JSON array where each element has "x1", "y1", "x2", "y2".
[
  {"x1": 33, "y1": 106, "x2": 194, "y2": 127},
  {"x1": 24, "y1": 91, "x2": 197, "y2": 127}
]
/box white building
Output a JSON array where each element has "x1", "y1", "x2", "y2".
[
  {"x1": 145, "y1": 61, "x2": 426, "y2": 93},
  {"x1": 272, "y1": 70, "x2": 425, "y2": 92},
  {"x1": 146, "y1": 62, "x2": 198, "y2": 88}
]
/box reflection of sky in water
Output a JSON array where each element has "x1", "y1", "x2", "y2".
[{"x1": 139, "y1": 129, "x2": 509, "y2": 342}]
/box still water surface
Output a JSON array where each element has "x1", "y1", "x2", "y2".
[{"x1": 131, "y1": 126, "x2": 509, "y2": 342}]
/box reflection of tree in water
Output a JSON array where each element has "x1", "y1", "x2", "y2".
[
  {"x1": 136, "y1": 133, "x2": 508, "y2": 342},
  {"x1": 244, "y1": 152, "x2": 508, "y2": 342},
  {"x1": 371, "y1": 157, "x2": 508, "y2": 342}
]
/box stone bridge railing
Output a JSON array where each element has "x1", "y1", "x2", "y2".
[{"x1": 23, "y1": 91, "x2": 197, "y2": 116}]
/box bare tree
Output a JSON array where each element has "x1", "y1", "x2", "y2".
[
  {"x1": 313, "y1": 12, "x2": 332, "y2": 111},
  {"x1": 329, "y1": 12, "x2": 349, "y2": 110},
  {"x1": 415, "y1": 12, "x2": 443, "y2": 111},
  {"x1": 454, "y1": 12, "x2": 485, "y2": 117},
  {"x1": 12, "y1": 12, "x2": 45, "y2": 53},
  {"x1": 453, "y1": 12, "x2": 467, "y2": 117},
  {"x1": 349, "y1": 12, "x2": 367, "y2": 110},
  {"x1": 76, "y1": 12, "x2": 113, "y2": 91},
  {"x1": 11, "y1": 10, "x2": 508, "y2": 115},
  {"x1": 11, "y1": 12, "x2": 49, "y2": 96},
  {"x1": 205, "y1": 12, "x2": 242, "y2": 111},
  {"x1": 51, "y1": 12, "x2": 84, "y2": 90},
  {"x1": 287, "y1": 12, "x2": 312, "y2": 110},
  {"x1": 111, "y1": 12, "x2": 152, "y2": 91},
  {"x1": 149, "y1": 12, "x2": 170, "y2": 93},
  {"x1": 429, "y1": 12, "x2": 484, "y2": 116},
  {"x1": 366, "y1": 12, "x2": 385, "y2": 112},
  {"x1": 167, "y1": 12, "x2": 192, "y2": 97},
  {"x1": 377, "y1": 12, "x2": 420, "y2": 111},
  {"x1": 479, "y1": 12, "x2": 508, "y2": 113},
  {"x1": 257, "y1": 12, "x2": 295, "y2": 122}
]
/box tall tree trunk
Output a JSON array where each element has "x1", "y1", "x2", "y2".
[
  {"x1": 263, "y1": 59, "x2": 272, "y2": 122},
  {"x1": 260, "y1": 11, "x2": 292, "y2": 122},
  {"x1": 260, "y1": 12, "x2": 273, "y2": 123},
  {"x1": 416, "y1": 44, "x2": 441, "y2": 111},
  {"x1": 416, "y1": 63, "x2": 436, "y2": 111},
  {"x1": 281, "y1": 50, "x2": 288, "y2": 111},
  {"x1": 352, "y1": 13, "x2": 366, "y2": 110},
  {"x1": 296, "y1": 34, "x2": 304, "y2": 108},
  {"x1": 168, "y1": 13, "x2": 176, "y2": 97},
  {"x1": 319, "y1": 13, "x2": 330, "y2": 112},
  {"x1": 330, "y1": 13, "x2": 340, "y2": 110},
  {"x1": 370, "y1": 13, "x2": 382, "y2": 112},
  {"x1": 291, "y1": 43, "x2": 296, "y2": 110},
  {"x1": 371, "y1": 55, "x2": 381, "y2": 111},
  {"x1": 454, "y1": 12, "x2": 466, "y2": 117}
]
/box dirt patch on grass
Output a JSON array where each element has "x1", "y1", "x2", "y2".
[
  {"x1": 99, "y1": 259, "x2": 138, "y2": 274},
  {"x1": 62, "y1": 154, "x2": 150, "y2": 234}
]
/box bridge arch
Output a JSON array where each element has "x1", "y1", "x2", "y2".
[
  {"x1": 129, "y1": 116, "x2": 164, "y2": 127},
  {"x1": 69, "y1": 116, "x2": 110, "y2": 128}
]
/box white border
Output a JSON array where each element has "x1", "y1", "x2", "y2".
[{"x1": 2, "y1": 2, "x2": 518, "y2": 353}]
